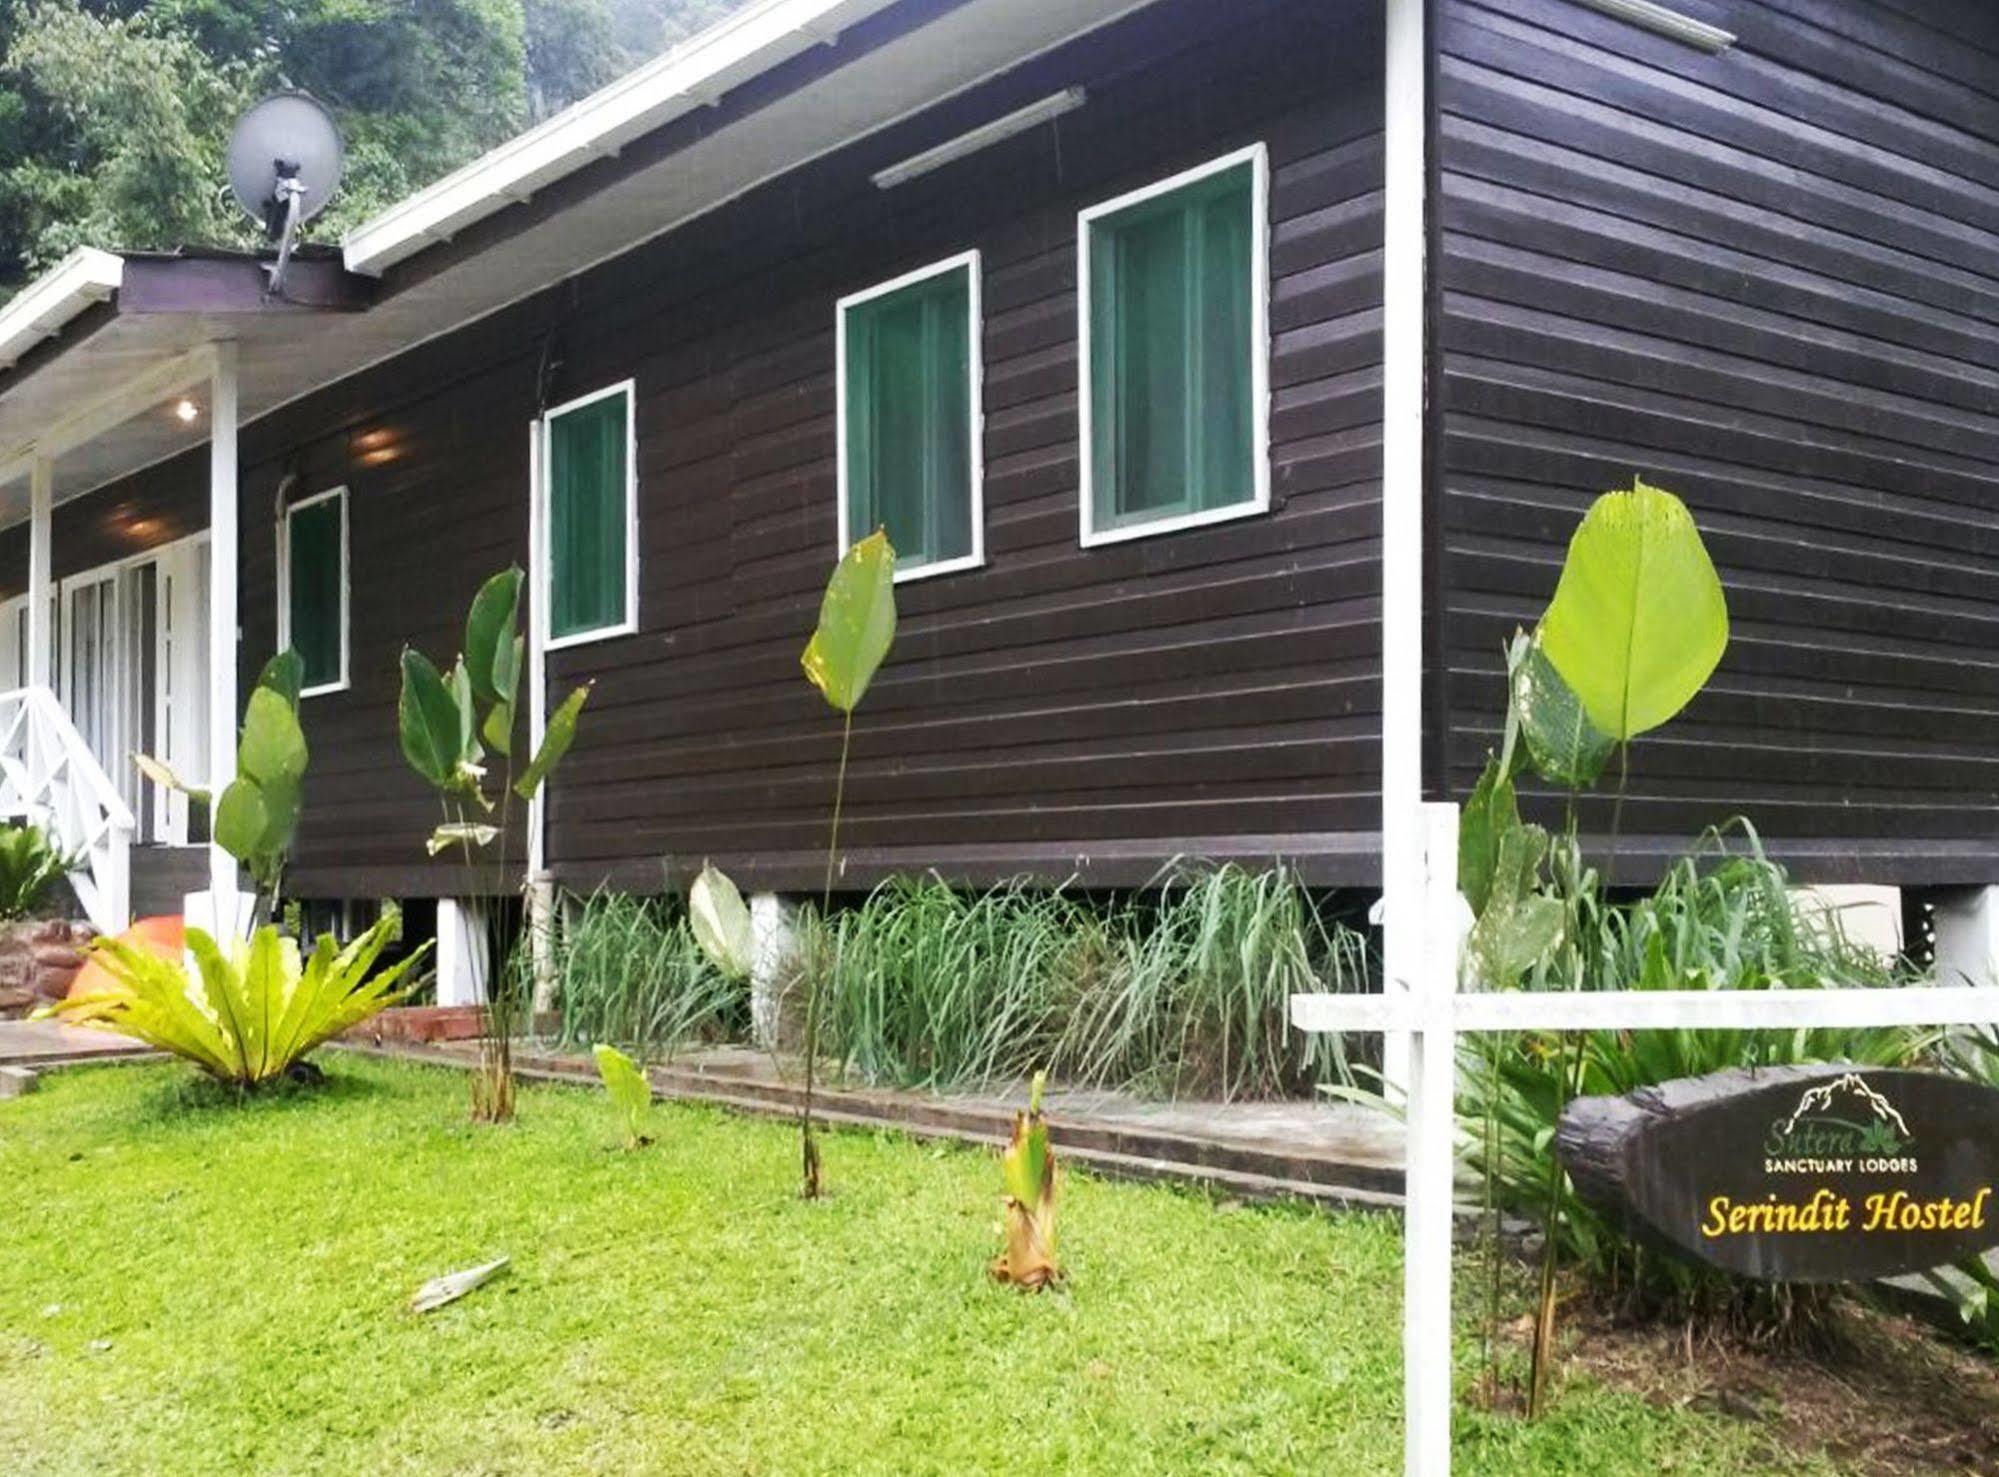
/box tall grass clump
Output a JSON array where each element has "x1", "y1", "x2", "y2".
[
  {"x1": 803, "y1": 877, "x2": 1088, "y2": 1091},
  {"x1": 551, "y1": 889, "x2": 748, "y2": 1060},
  {"x1": 1057, "y1": 865, "x2": 1367, "y2": 1100},
  {"x1": 787, "y1": 864, "x2": 1370, "y2": 1101}
]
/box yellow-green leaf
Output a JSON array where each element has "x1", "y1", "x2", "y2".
[
  {"x1": 1539, "y1": 480, "x2": 1728, "y2": 741},
  {"x1": 514, "y1": 683, "x2": 590, "y2": 801},
  {"x1": 593, "y1": 1043, "x2": 652, "y2": 1149},
  {"x1": 800, "y1": 530, "x2": 896, "y2": 714},
  {"x1": 689, "y1": 862, "x2": 753, "y2": 982},
  {"x1": 133, "y1": 754, "x2": 210, "y2": 806}
]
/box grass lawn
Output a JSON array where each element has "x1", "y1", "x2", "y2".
[{"x1": 0, "y1": 1056, "x2": 1829, "y2": 1476}]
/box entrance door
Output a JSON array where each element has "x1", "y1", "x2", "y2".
[{"x1": 57, "y1": 537, "x2": 210, "y2": 845}]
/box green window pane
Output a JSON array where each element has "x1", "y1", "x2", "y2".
[
  {"x1": 286, "y1": 496, "x2": 343, "y2": 689},
  {"x1": 548, "y1": 392, "x2": 630, "y2": 640},
  {"x1": 843, "y1": 265, "x2": 974, "y2": 570},
  {"x1": 1089, "y1": 160, "x2": 1257, "y2": 533}
]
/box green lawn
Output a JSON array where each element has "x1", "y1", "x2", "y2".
[{"x1": 0, "y1": 1057, "x2": 1823, "y2": 1475}]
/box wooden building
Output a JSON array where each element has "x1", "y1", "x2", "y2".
[{"x1": 0, "y1": 0, "x2": 1992, "y2": 965}]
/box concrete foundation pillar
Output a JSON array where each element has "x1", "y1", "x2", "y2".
[
  {"x1": 435, "y1": 898, "x2": 490, "y2": 1007},
  {"x1": 1933, "y1": 886, "x2": 1999, "y2": 988},
  {"x1": 749, "y1": 893, "x2": 797, "y2": 1049},
  {"x1": 1790, "y1": 884, "x2": 1903, "y2": 966}
]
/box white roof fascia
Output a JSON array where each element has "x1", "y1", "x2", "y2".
[
  {"x1": 341, "y1": 0, "x2": 898, "y2": 276},
  {"x1": 0, "y1": 248, "x2": 123, "y2": 370}
]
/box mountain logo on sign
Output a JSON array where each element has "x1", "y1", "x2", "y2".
[{"x1": 1765, "y1": 1074, "x2": 1915, "y2": 1164}]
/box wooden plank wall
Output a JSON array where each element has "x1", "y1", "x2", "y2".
[
  {"x1": 1433, "y1": 0, "x2": 1999, "y2": 883},
  {"x1": 0, "y1": 446, "x2": 209, "y2": 592},
  {"x1": 231, "y1": 0, "x2": 1386, "y2": 898}
]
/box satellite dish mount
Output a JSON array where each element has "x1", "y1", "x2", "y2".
[{"x1": 226, "y1": 93, "x2": 344, "y2": 302}]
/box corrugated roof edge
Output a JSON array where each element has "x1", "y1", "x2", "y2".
[{"x1": 339, "y1": 0, "x2": 903, "y2": 277}]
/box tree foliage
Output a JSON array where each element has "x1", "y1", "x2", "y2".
[{"x1": 0, "y1": 0, "x2": 746, "y2": 297}]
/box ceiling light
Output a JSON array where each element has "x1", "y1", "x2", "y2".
[{"x1": 175, "y1": 399, "x2": 199, "y2": 423}]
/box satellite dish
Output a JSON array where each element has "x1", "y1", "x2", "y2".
[{"x1": 226, "y1": 92, "x2": 344, "y2": 299}]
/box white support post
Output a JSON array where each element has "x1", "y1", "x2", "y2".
[
  {"x1": 749, "y1": 893, "x2": 797, "y2": 1048},
  {"x1": 1931, "y1": 887, "x2": 1998, "y2": 989},
  {"x1": 26, "y1": 456, "x2": 50, "y2": 689},
  {"x1": 206, "y1": 343, "x2": 241, "y2": 921},
  {"x1": 1379, "y1": 0, "x2": 1429, "y2": 1101},
  {"x1": 526, "y1": 418, "x2": 547, "y2": 882},
  {"x1": 1405, "y1": 802, "x2": 1459, "y2": 1477},
  {"x1": 435, "y1": 897, "x2": 491, "y2": 1007}
]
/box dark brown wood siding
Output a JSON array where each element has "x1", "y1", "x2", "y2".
[
  {"x1": 0, "y1": 444, "x2": 209, "y2": 595},
  {"x1": 1433, "y1": 0, "x2": 1999, "y2": 883},
  {"x1": 232, "y1": 0, "x2": 1386, "y2": 898}
]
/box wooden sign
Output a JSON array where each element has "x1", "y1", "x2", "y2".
[{"x1": 1557, "y1": 1066, "x2": 1999, "y2": 1283}]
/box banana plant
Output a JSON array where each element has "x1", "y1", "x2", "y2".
[
  {"x1": 135, "y1": 649, "x2": 307, "y2": 929},
  {"x1": 793, "y1": 528, "x2": 896, "y2": 1199},
  {"x1": 1457, "y1": 478, "x2": 1730, "y2": 1419},
  {"x1": 991, "y1": 1071, "x2": 1062, "y2": 1290},
  {"x1": 592, "y1": 1043, "x2": 653, "y2": 1149},
  {"x1": 396, "y1": 566, "x2": 593, "y2": 1123}
]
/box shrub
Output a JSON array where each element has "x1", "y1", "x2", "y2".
[
  {"x1": 44, "y1": 913, "x2": 426, "y2": 1087},
  {"x1": 0, "y1": 823, "x2": 75, "y2": 921}
]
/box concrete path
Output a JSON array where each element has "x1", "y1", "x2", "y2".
[
  {"x1": 0, "y1": 1020, "x2": 155, "y2": 1067},
  {"x1": 342, "y1": 1038, "x2": 1408, "y2": 1208}
]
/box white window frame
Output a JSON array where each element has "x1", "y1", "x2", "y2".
[
  {"x1": 535, "y1": 379, "x2": 640, "y2": 652},
  {"x1": 277, "y1": 485, "x2": 351, "y2": 698},
  {"x1": 1077, "y1": 141, "x2": 1272, "y2": 549},
  {"x1": 835, "y1": 249, "x2": 986, "y2": 583}
]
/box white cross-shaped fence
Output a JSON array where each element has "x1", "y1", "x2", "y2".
[{"x1": 1291, "y1": 803, "x2": 1999, "y2": 1477}]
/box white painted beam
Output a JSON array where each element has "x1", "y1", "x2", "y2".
[
  {"x1": 1292, "y1": 985, "x2": 1999, "y2": 1036},
  {"x1": 25, "y1": 458, "x2": 50, "y2": 689},
  {"x1": 1378, "y1": 0, "x2": 1427, "y2": 1120},
  {"x1": 206, "y1": 342, "x2": 239, "y2": 915},
  {"x1": 0, "y1": 247, "x2": 121, "y2": 372}
]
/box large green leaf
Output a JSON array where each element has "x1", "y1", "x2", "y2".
[
  {"x1": 236, "y1": 686, "x2": 307, "y2": 790},
  {"x1": 255, "y1": 649, "x2": 304, "y2": 711},
  {"x1": 1464, "y1": 823, "x2": 1565, "y2": 988},
  {"x1": 1538, "y1": 480, "x2": 1728, "y2": 740},
  {"x1": 464, "y1": 568, "x2": 523, "y2": 707},
  {"x1": 398, "y1": 648, "x2": 467, "y2": 789},
  {"x1": 689, "y1": 862, "x2": 753, "y2": 982},
  {"x1": 593, "y1": 1043, "x2": 652, "y2": 1149},
  {"x1": 514, "y1": 683, "x2": 591, "y2": 801},
  {"x1": 800, "y1": 529, "x2": 896, "y2": 714},
  {"x1": 212, "y1": 780, "x2": 270, "y2": 865},
  {"x1": 1458, "y1": 754, "x2": 1519, "y2": 917},
  {"x1": 1509, "y1": 629, "x2": 1614, "y2": 790}
]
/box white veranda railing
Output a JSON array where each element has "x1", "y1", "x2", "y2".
[{"x1": 0, "y1": 685, "x2": 133, "y2": 934}]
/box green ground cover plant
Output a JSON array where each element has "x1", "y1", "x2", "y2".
[
  {"x1": 779, "y1": 863, "x2": 1368, "y2": 1100},
  {"x1": 0, "y1": 822, "x2": 75, "y2": 920},
  {"x1": 0, "y1": 1057, "x2": 1836, "y2": 1477},
  {"x1": 549, "y1": 887, "x2": 747, "y2": 1056}
]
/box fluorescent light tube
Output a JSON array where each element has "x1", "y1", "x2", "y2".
[
  {"x1": 1570, "y1": 0, "x2": 1736, "y2": 51},
  {"x1": 872, "y1": 87, "x2": 1087, "y2": 190}
]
